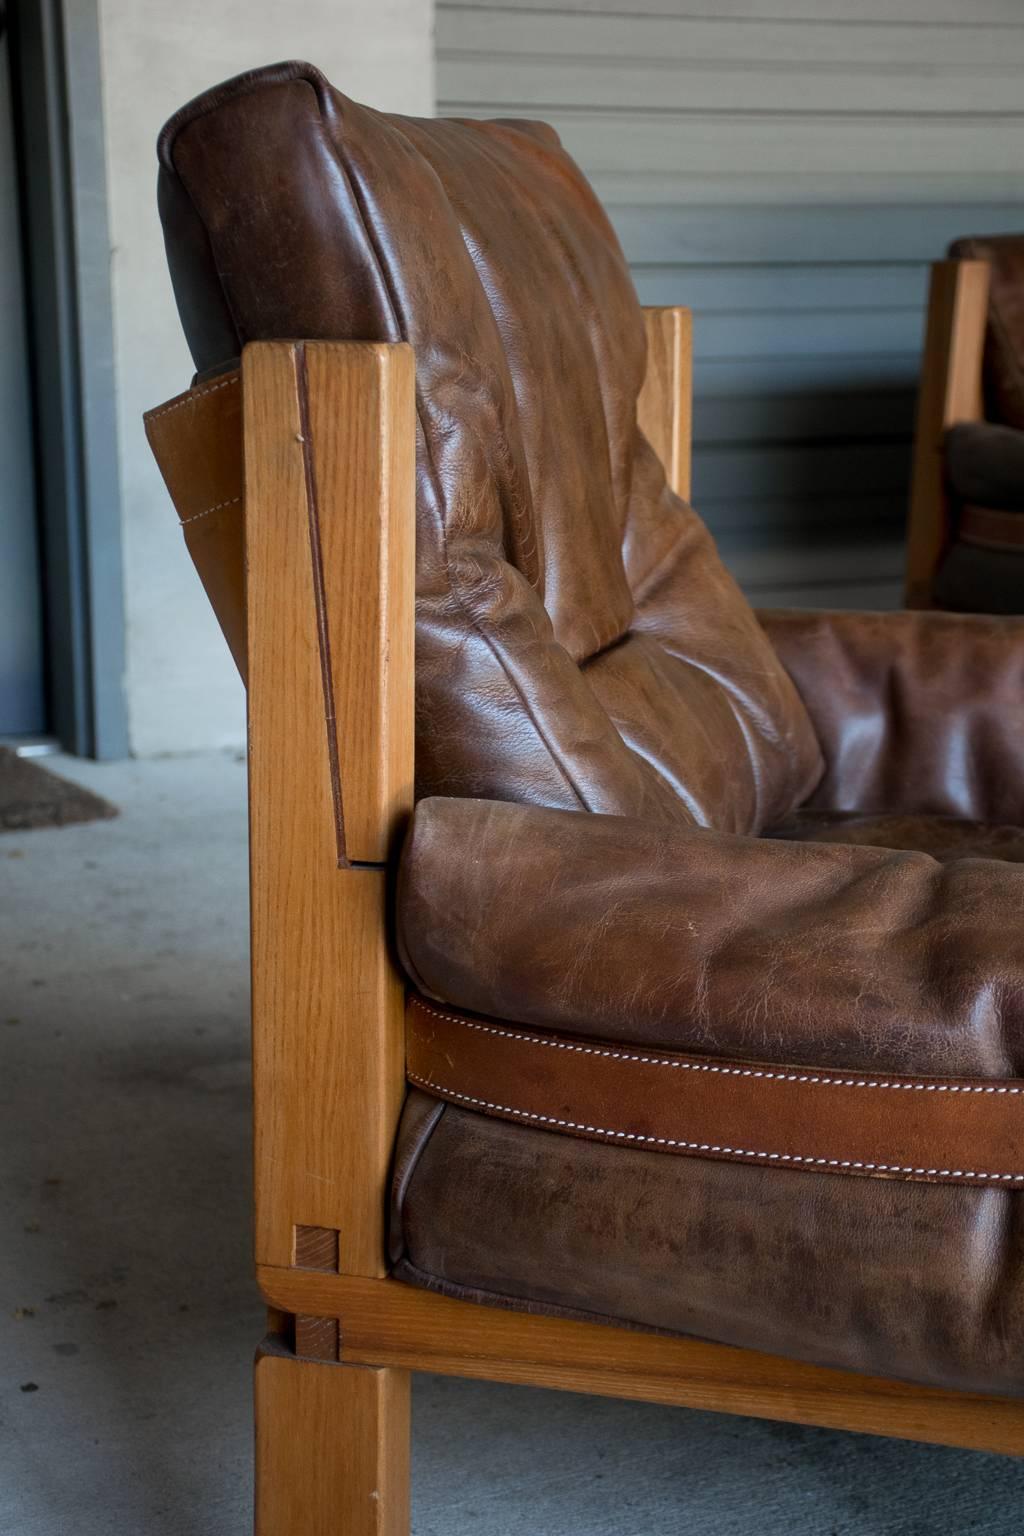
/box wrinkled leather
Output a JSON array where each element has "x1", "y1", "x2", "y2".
[
  {"x1": 759, "y1": 608, "x2": 1024, "y2": 825},
  {"x1": 392, "y1": 1092, "x2": 1024, "y2": 1397},
  {"x1": 155, "y1": 66, "x2": 1024, "y2": 1398},
  {"x1": 398, "y1": 796, "x2": 1024, "y2": 1077},
  {"x1": 772, "y1": 809, "x2": 1024, "y2": 864},
  {"x1": 394, "y1": 795, "x2": 1024, "y2": 1390},
  {"x1": 157, "y1": 61, "x2": 821, "y2": 834},
  {"x1": 950, "y1": 233, "x2": 1024, "y2": 431}
]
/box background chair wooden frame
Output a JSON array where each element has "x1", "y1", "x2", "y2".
[
  {"x1": 150, "y1": 307, "x2": 1024, "y2": 1535},
  {"x1": 904, "y1": 258, "x2": 990, "y2": 609}
]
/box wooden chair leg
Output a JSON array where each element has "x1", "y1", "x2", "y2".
[{"x1": 255, "y1": 1337, "x2": 411, "y2": 1536}]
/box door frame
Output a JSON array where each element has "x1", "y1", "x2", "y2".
[{"x1": 7, "y1": 0, "x2": 128, "y2": 758}]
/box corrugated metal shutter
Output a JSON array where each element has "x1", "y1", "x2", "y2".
[{"x1": 437, "y1": 0, "x2": 1024, "y2": 607}]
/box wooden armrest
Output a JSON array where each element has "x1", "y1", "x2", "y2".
[
  {"x1": 144, "y1": 318, "x2": 694, "y2": 1279},
  {"x1": 639, "y1": 306, "x2": 692, "y2": 501},
  {"x1": 151, "y1": 341, "x2": 416, "y2": 1278}
]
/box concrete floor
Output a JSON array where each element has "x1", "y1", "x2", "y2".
[{"x1": 2, "y1": 751, "x2": 1024, "y2": 1535}]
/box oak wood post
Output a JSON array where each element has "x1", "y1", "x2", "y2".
[
  {"x1": 905, "y1": 259, "x2": 989, "y2": 608},
  {"x1": 639, "y1": 306, "x2": 693, "y2": 501},
  {"x1": 256, "y1": 1340, "x2": 410, "y2": 1536},
  {"x1": 244, "y1": 340, "x2": 416, "y2": 1532},
  {"x1": 244, "y1": 339, "x2": 415, "y2": 1276}
]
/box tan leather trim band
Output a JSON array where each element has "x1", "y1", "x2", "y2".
[
  {"x1": 960, "y1": 503, "x2": 1024, "y2": 552},
  {"x1": 144, "y1": 371, "x2": 246, "y2": 679},
  {"x1": 406, "y1": 995, "x2": 1024, "y2": 1188}
]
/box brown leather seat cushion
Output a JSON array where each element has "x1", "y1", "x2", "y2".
[
  {"x1": 392, "y1": 1089, "x2": 1024, "y2": 1398},
  {"x1": 769, "y1": 810, "x2": 1024, "y2": 863},
  {"x1": 393, "y1": 795, "x2": 1024, "y2": 1396}
]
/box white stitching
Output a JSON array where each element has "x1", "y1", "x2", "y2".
[
  {"x1": 406, "y1": 1072, "x2": 1024, "y2": 1183},
  {"x1": 412, "y1": 1001, "x2": 1024, "y2": 1096},
  {"x1": 146, "y1": 373, "x2": 239, "y2": 422},
  {"x1": 179, "y1": 495, "x2": 241, "y2": 527}
]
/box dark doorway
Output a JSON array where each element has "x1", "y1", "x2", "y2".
[
  {"x1": 0, "y1": 7, "x2": 47, "y2": 737},
  {"x1": 4, "y1": 0, "x2": 127, "y2": 758}
]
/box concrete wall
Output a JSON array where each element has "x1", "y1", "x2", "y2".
[
  {"x1": 437, "y1": 0, "x2": 1024, "y2": 609},
  {"x1": 97, "y1": 1, "x2": 435, "y2": 755}
]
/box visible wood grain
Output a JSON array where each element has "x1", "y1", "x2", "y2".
[
  {"x1": 303, "y1": 344, "x2": 416, "y2": 866},
  {"x1": 259, "y1": 1268, "x2": 1024, "y2": 1458},
  {"x1": 295, "y1": 1316, "x2": 341, "y2": 1362},
  {"x1": 244, "y1": 342, "x2": 414, "y2": 1277},
  {"x1": 905, "y1": 259, "x2": 989, "y2": 607},
  {"x1": 295, "y1": 1226, "x2": 340, "y2": 1273},
  {"x1": 255, "y1": 1343, "x2": 410, "y2": 1535},
  {"x1": 639, "y1": 306, "x2": 692, "y2": 500}
]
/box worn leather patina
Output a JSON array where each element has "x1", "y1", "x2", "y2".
[
  {"x1": 758, "y1": 607, "x2": 1024, "y2": 824},
  {"x1": 392, "y1": 1091, "x2": 1024, "y2": 1398},
  {"x1": 158, "y1": 60, "x2": 821, "y2": 835},
  {"x1": 156, "y1": 62, "x2": 1024, "y2": 1397},
  {"x1": 399, "y1": 796, "x2": 1024, "y2": 1077}
]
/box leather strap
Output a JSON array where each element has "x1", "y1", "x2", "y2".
[
  {"x1": 144, "y1": 370, "x2": 246, "y2": 678},
  {"x1": 406, "y1": 994, "x2": 1024, "y2": 1188},
  {"x1": 960, "y1": 502, "x2": 1024, "y2": 552}
]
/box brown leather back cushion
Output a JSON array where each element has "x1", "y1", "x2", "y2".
[
  {"x1": 950, "y1": 233, "x2": 1024, "y2": 432},
  {"x1": 158, "y1": 61, "x2": 821, "y2": 833}
]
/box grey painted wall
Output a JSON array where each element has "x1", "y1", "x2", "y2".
[
  {"x1": 98, "y1": 0, "x2": 435, "y2": 755},
  {"x1": 437, "y1": 0, "x2": 1024, "y2": 607}
]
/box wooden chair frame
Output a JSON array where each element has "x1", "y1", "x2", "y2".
[
  {"x1": 904, "y1": 258, "x2": 990, "y2": 609},
  {"x1": 157, "y1": 307, "x2": 1024, "y2": 1533}
]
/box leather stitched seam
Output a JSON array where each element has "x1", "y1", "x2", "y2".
[
  {"x1": 406, "y1": 1072, "x2": 1024, "y2": 1182},
  {"x1": 146, "y1": 372, "x2": 239, "y2": 422},
  {"x1": 179, "y1": 495, "x2": 241, "y2": 527},
  {"x1": 412, "y1": 1001, "x2": 1024, "y2": 1095}
]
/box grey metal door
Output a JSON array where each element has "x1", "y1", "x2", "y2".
[{"x1": 0, "y1": 15, "x2": 46, "y2": 736}]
